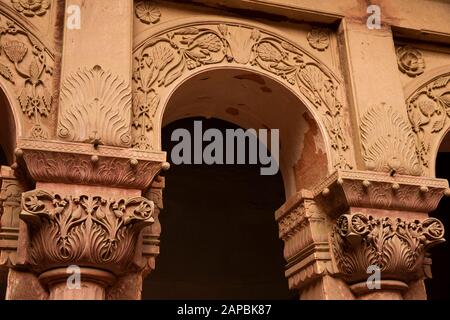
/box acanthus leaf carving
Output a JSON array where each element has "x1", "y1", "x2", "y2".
[
  {"x1": 331, "y1": 213, "x2": 445, "y2": 283},
  {"x1": 20, "y1": 189, "x2": 154, "y2": 274},
  {"x1": 58, "y1": 65, "x2": 132, "y2": 147},
  {"x1": 133, "y1": 23, "x2": 352, "y2": 169},
  {"x1": 360, "y1": 103, "x2": 422, "y2": 175}
]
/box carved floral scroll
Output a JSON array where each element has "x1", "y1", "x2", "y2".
[
  {"x1": 0, "y1": 14, "x2": 53, "y2": 139},
  {"x1": 133, "y1": 23, "x2": 353, "y2": 169},
  {"x1": 407, "y1": 73, "x2": 450, "y2": 171}
]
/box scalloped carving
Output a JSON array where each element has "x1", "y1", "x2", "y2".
[
  {"x1": 58, "y1": 65, "x2": 132, "y2": 147},
  {"x1": 360, "y1": 103, "x2": 422, "y2": 175}
]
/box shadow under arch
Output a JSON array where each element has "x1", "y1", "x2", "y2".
[
  {"x1": 142, "y1": 116, "x2": 294, "y2": 299},
  {"x1": 0, "y1": 85, "x2": 19, "y2": 165},
  {"x1": 159, "y1": 67, "x2": 331, "y2": 198},
  {"x1": 428, "y1": 132, "x2": 450, "y2": 299}
]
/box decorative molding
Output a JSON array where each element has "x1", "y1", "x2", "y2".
[
  {"x1": 275, "y1": 194, "x2": 333, "y2": 290},
  {"x1": 133, "y1": 23, "x2": 352, "y2": 169},
  {"x1": 20, "y1": 189, "x2": 154, "y2": 274},
  {"x1": 135, "y1": 1, "x2": 161, "y2": 25},
  {"x1": 16, "y1": 140, "x2": 165, "y2": 190},
  {"x1": 0, "y1": 166, "x2": 26, "y2": 269},
  {"x1": 331, "y1": 213, "x2": 445, "y2": 283},
  {"x1": 0, "y1": 14, "x2": 53, "y2": 138},
  {"x1": 10, "y1": 0, "x2": 50, "y2": 17},
  {"x1": 58, "y1": 65, "x2": 132, "y2": 147},
  {"x1": 311, "y1": 170, "x2": 448, "y2": 213},
  {"x1": 396, "y1": 46, "x2": 425, "y2": 78},
  {"x1": 307, "y1": 27, "x2": 329, "y2": 51},
  {"x1": 360, "y1": 103, "x2": 422, "y2": 176},
  {"x1": 406, "y1": 72, "x2": 450, "y2": 170}
]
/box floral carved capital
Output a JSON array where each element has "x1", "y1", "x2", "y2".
[
  {"x1": 20, "y1": 189, "x2": 154, "y2": 274},
  {"x1": 331, "y1": 213, "x2": 445, "y2": 283}
]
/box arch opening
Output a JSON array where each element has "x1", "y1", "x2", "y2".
[
  {"x1": 0, "y1": 88, "x2": 17, "y2": 166},
  {"x1": 428, "y1": 132, "x2": 450, "y2": 299},
  {"x1": 142, "y1": 68, "x2": 329, "y2": 299}
]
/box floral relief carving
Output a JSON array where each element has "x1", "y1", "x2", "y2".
[
  {"x1": 135, "y1": 1, "x2": 161, "y2": 25},
  {"x1": 396, "y1": 46, "x2": 425, "y2": 77},
  {"x1": 0, "y1": 15, "x2": 53, "y2": 139},
  {"x1": 58, "y1": 65, "x2": 132, "y2": 147},
  {"x1": 133, "y1": 23, "x2": 352, "y2": 169},
  {"x1": 307, "y1": 27, "x2": 330, "y2": 51},
  {"x1": 407, "y1": 73, "x2": 450, "y2": 170},
  {"x1": 20, "y1": 189, "x2": 154, "y2": 273},
  {"x1": 10, "y1": 0, "x2": 50, "y2": 17},
  {"x1": 331, "y1": 213, "x2": 445, "y2": 283},
  {"x1": 360, "y1": 103, "x2": 422, "y2": 175}
]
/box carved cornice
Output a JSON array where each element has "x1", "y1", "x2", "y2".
[
  {"x1": 133, "y1": 22, "x2": 353, "y2": 170},
  {"x1": 331, "y1": 213, "x2": 445, "y2": 283},
  {"x1": 20, "y1": 189, "x2": 155, "y2": 274},
  {"x1": 311, "y1": 170, "x2": 448, "y2": 215},
  {"x1": 58, "y1": 65, "x2": 132, "y2": 147},
  {"x1": 16, "y1": 138, "x2": 167, "y2": 190}
]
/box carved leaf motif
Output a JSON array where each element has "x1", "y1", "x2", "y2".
[
  {"x1": 58, "y1": 65, "x2": 132, "y2": 146},
  {"x1": 360, "y1": 104, "x2": 422, "y2": 175},
  {"x1": 256, "y1": 42, "x2": 283, "y2": 62},
  {"x1": 0, "y1": 62, "x2": 14, "y2": 83},
  {"x1": 281, "y1": 41, "x2": 302, "y2": 55},
  {"x1": 174, "y1": 27, "x2": 200, "y2": 35},
  {"x1": 194, "y1": 33, "x2": 222, "y2": 52}
]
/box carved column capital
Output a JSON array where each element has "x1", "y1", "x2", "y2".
[
  {"x1": 20, "y1": 189, "x2": 155, "y2": 273},
  {"x1": 331, "y1": 212, "x2": 445, "y2": 296},
  {"x1": 19, "y1": 188, "x2": 156, "y2": 299}
]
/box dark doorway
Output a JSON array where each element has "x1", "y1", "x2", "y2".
[
  {"x1": 142, "y1": 117, "x2": 293, "y2": 299},
  {"x1": 428, "y1": 152, "x2": 450, "y2": 299}
]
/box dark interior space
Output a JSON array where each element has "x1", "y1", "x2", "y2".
[
  {"x1": 428, "y1": 151, "x2": 450, "y2": 299},
  {"x1": 142, "y1": 117, "x2": 294, "y2": 299}
]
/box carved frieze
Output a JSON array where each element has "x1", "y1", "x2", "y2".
[
  {"x1": 133, "y1": 23, "x2": 353, "y2": 169},
  {"x1": 331, "y1": 213, "x2": 445, "y2": 283},
  {"x1": 0, "y1": 14, "x2": 54, "y2": 139},
  {"x1": 407, "y1": 73, "x2": 450, "y2": 170},
  {"x1": 360, "y1": 104, "x2": 422, "y2": 176},
  {"x1": 58, "y1": 65, "x2": 132, "y2": 147},
  {"x1": 20, "y1": 189, "x2": 155, "y2": 274}
]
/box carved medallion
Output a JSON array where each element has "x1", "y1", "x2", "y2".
[
  {"x1": 135, "y1": 1, "x2": 161, "y2": 25},
  {"x1": 396, "y1": 46, "x2": 425, "y2": 77},
  {"x1": 307, "y1": 27, "x2": 330, "y2": 51},
  {"x1": 10, "y1": 0, "x2": 50, "y2": 17}
]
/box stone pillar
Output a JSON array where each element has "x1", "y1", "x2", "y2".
[
  {"x1": 276, "y1": 170, "x2": 447, "y2": 300},
  {"x1": 12, "y1": 139, "x2": 167, "y2": 300}
]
